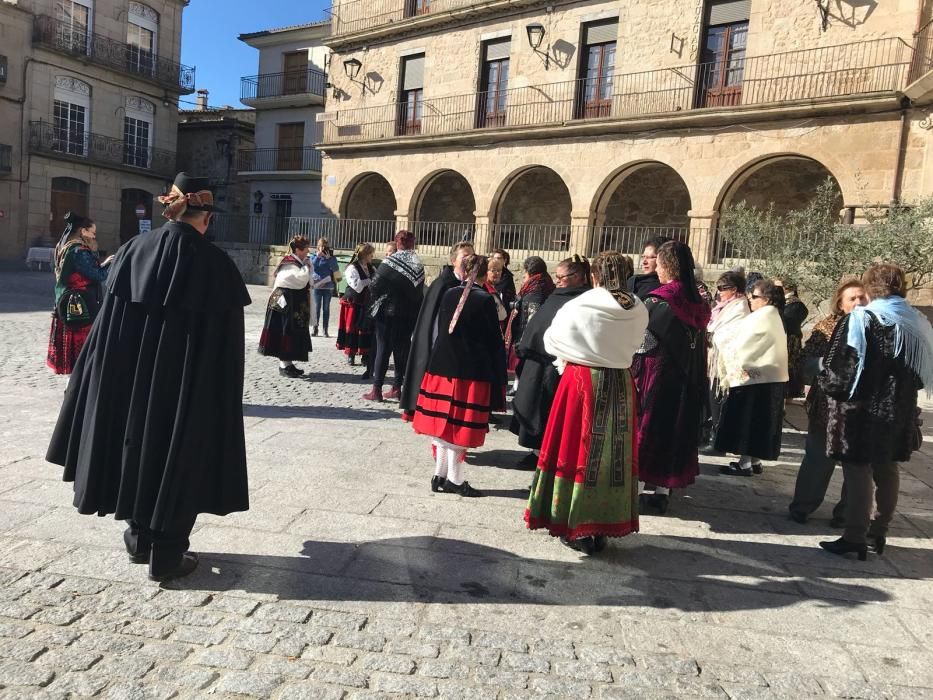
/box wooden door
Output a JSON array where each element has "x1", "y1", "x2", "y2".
[
  {"x1": 49, "y1": 177, "x2": 89, "y2": 235},
  {"x1": 277, "y1": 122, "x2": 305, "y2": 170},
  {"x1": 579, "y1": 42, "x2": 616, "y2": 119},
  {"x1": 698, "y1": 22, "x2": 748, "y2": 107},
  {"x1": 283, "y1": 51, "x2": 307, "y2": 95},
  {"x1": 478, "y1": 58, "x2": 509, "y2": 128}
]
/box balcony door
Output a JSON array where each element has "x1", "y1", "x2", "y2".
[
  {"x1": 477, "y1": 38, "x2": 510, "y2": 128},
  {"x1": 698, "y1": 0, "x2": 749, "y2": 107},
  {"x1": 53, "y1": 99, "x2": 87, "y2": 156},
  {"x1": 406, "y1": 0, "x2": 430, "y2": 18},
  {"x1": 283, "y1": 51, "x2": 308, "y2": 95},
  {"x1": 49, "y1": 177, "x2": 89, "y2": 235},
  {"x1": 55, "y1": 0, "x2": 92, "y2": 55},
  {"x1": 398, "y1": 54, "x2": 425, "y2": 136},
  {"x1": 277, "y1": 122, "x2": 305, "y2": 170},
  {"x1": 577, "y1": 20, "x2": 618, "y2": 119}
]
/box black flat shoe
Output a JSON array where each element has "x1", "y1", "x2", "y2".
[
  {"x1": 788, "y1": 510, "x2": 808, "y2": 524},
  {"x1": 699, "y1": 443, "x2": 725, "y2": 456},
  {"x1": 278, "y1": 365, "x2": 302, "y2": 378},
  {"x1": 149, "y1": 552, "x2": 200, "y2": 582},
  {"x1": 869, "y1": 534, "x2": 886, "y2": 555},
  {"x1": 819, "y1": 538, "x2": 867, "y2": 561},
  {"x1": 751, "y1": 462, "x2": 763, "y2": 475},
  {"x1": 560, "y1": 536, "x2": 596, "y2": 555},
  {"x1": 593, "y1": 535, "x2": 609, "y2": 553},
  {"x1": 441, "y1": 480, "x2": 482, "y2": 497},
  {"x1": 123, "y1": 528, "x2": 150, "y2": 564},
  {"x1": 719, "y1": 462, "x2": 753, "y2": 477},
  {"x1": 431, "y1": 475, "x2": 445, "y2": 493}
]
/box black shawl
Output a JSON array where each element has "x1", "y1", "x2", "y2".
[
  {"x1": 628, "y1": 272, "x2": 661, "y2": 300},
  {"x1": 47, "y1": 221, "x2": 252, "y2": 530},
  {"x1": 400, "y1": 265, "x2": 459, "y2": 416},
  {"x1": 510, "y1": 286, "x2": 588, "y2": 448}
]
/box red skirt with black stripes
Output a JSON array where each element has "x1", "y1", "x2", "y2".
[{"x1": 411, "y1": 372, "x2": 492, "y2": 448}]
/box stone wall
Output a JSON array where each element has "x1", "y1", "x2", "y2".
[
  {"x1": 343, "y1": 173, "x2": 397, "y2": 220},
  {"x1": 602, "y1": 166, "x2": 692, "y2": 228},
  {"x1": 495, "y1": 167, "x2": 572, "y2": 225},
  {"x1": 725, "y1": 159, "x2": 845, "y2": 214},
  {"x1": 416, "y1": 171, "x2": 476, "y2": 223}
]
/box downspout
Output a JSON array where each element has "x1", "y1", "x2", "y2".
[{"x1": 891, "y1": 96, "x2": 911, "y2": 206}]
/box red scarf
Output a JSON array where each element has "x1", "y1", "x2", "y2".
[
  {"x1": 650, "y1": 280, "x2": 712, "y2": 330},
  {"x1": 518, "y1": 272, "x2": 555, "y2": 299}
]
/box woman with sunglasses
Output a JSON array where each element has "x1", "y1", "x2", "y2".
[
  {"x1": 701, "y1": 270, "x2": 749, "y2": 454},
  {"x1": 714, "y1": 279, "x2": 789, "y2": 476}
]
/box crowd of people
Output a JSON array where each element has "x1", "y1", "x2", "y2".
[{"x1": 44, "y1": 173, "x2": 933, "y2": 581}]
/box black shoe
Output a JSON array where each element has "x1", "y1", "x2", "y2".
[
  {"x1": 699, "y1": 443, "x2": 725, "y2": 456},
  {"x1": 560, "y1": 536, "x2": 596, "y2": 555},
  {"x1": 348, "y1": 356, "x2": 356, "y2": 366},
  {"x1": 517, "y1": 453, "x2": 539, "y2": 470},
  {"x1": 829, "y1": 516, "x2": 846, "y2": 529},
  {"x1": 149, "y1": 552, "x2": 200, "y2": 582},
  {"x1": 719, "y1": 462, "x2": 753, "y2": 477},
  {"x1": 323, "y1": 330, "x2": 330, "y2": 338},
  {"x1": 652, "y1": 493, "x2": 670, "y2": 515},
  {"x1": 431, "y1": 475, "x2": 445, "y2": 493},
  {"x1": 279, "y1": 365, "x2": 302, "y2": 378},
  {"x1": 868, "y1": 534, "x2": 886, "y2": 555},
  {"x1": 312, "y1": 327, "x2": 319, "y2": 337},
  {"x1": 751, "y1": 462, "x2": 763, "y2": 475},
  {"x1": 593, "y1": 535, "x2": 609, "y2": 553},
  {"x1": 638, "y1": 493, "x2": 650, "y2": 515},
  {"x1": 819, "y1": 537, "x2": 867, "y2": 561},
  {"x1": 788, "y1": 510, "x2": 808, "y2": 524},
  {"x1": 441, "y1": 480, "x2": 482, "y2": 497},
  {"x1": 123, "y1": 528, "x2": 150, "y2": 565}
]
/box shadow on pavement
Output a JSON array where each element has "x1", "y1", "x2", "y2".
[
  {"x1": 243, "y1": 404, "x2": 400, "y2": 421},
  {"x1": 177, "y1": 534, "x2": 909, "y2": 611}
]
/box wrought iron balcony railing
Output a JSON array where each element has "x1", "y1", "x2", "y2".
[
  {"x1": 241, "y1": 69, "x2": 326, "y2": 101},
  {"x1": 329, "y1": 0, "x2": 503, "y2": 36},
  {"x1": 237, "y1": 147, "x2": 322, "y2": 173},
  {"x1": 28, "y1": 121, "x2": 176, "y2": 178},
  {"x1": 323, "y1": 37, "x2": 912, "y2": 145},
  {"x1": 32, "y1": 15, "x2": 196, "y2": 93},
  {"x1": 0, "y1": 145, "x2": 11, "y2": 174},
  {"x1": 910, "y1": 19, "x2": 933, "y2": 81}
]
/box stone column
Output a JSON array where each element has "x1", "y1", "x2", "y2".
[
  {"x1": 568, "y1": 211, "x2": 593, "y2": 257},
  {"x1": 471, "y1": 213, "x2": 492, "y2": 254},
  {"x1": 688, "y1": 210, "x2": 718, "y2": 267}
]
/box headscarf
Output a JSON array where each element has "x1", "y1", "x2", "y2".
[
  {"x1": 158, "y1": 184, "x2": 215, "y2": 221},
  {"x1": 846, "y1": 296, "x2": 933, "y2": 398}
]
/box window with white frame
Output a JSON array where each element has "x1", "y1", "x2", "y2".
[
  {"x1": 127, "y1": 2, "x2": 159, "y2": 76},
  {"x1": 52, "y1": 76, "x2": 91, "y2": 156},
  {"x1": 54, "y1": 0, "x2": 93, "y2": 55},
  {"x1": 123, "y1": 96, "x2": 155, "y2": 168}
]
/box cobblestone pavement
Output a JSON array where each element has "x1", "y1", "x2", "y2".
[{"x1": 1, "y1": 270, "x2": 932, "y2": 700}]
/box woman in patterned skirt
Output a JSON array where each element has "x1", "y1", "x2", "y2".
[
  {"x1": 47, "y1": 212, "x2": 112, "y2": 375},
  {"x1": 411, "y1": 254, "x2": 508, "y2": 498},
  {"x1": 337, "y1": 243, "x2": 376, "y2": 372},
  {"x1": 258, "y1": 235, "x2": 312, "y2": 378},
  {"x1": 525, "y1": 252, "x2": 648, "y2": 555}
]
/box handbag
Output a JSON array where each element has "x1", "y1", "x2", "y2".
[{"x1": 57, "y1": 290, "x2": 95, "y2": 327}]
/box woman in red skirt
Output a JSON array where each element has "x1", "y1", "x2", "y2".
[
  {"x1": 337, "y1": 243, "x2": 376, "y2": 373},
  {"x1": 412, "y1": 254, "x2": 508, "y2": 497}
]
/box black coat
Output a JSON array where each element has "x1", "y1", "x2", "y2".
[
  {"x1": 46, "y1": 221, "x2": 252, "y2": 531},
  {"x1": 628, "y1": 272, "x2": 661, "y2": 300},
  {"x1": 494, "y1": 268, "x2": 517, "y2": 309},
  {"x1": 510, "y1": 286, "x2": 587, "y2": 449},
  {"x1": 427, "y1": 285, "x2": 508, "y2": 411},
  {"x1": 783, "y1": 298, "x2": 808, "y2": 337},
  {"x1": 400, "y1": 266, "x2": 459, "y2": 415},
  {"x1": 370, "y1": 254, "x2": 424, "y2": 322},
  {"x1": 820, "y1": 312, "x2": 923, "y2": 464}
]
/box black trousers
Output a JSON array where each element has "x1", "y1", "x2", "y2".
[
  {"x1": 125, "y1": 514, "x2": 197, "y2": 574},
  {"x1": 372, "y1": 315, "x2": 414, "y2": 388}
]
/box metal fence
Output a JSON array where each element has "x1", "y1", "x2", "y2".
[
  {"x1": 240, "y1": 69, "x2": 326, "y2": 101},
  {"x1": 322, "y1": 37, "x2": 911, "y2": 145},
  {"x1": 237, "y1": 147, "x2": 322, "y2": 173},
  {"x1": 911, "y1": 20, "x2": 933, "y2": 81}
]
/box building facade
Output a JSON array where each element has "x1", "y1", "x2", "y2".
[
  {"x1": 234, "y1": 22, "x2": 329, "y2": 244},
  {"x1": 177, "y1": 96, "x2": 256, "y2": 228},
  {"x1": 0, "y1": 0, "x2": 193, "y2": 259},
  {"x1": 319, "y1": 0, "x2": 933, "y2": 265}
]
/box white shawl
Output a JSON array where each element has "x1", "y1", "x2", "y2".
[
  {"x1": 715, "y1": 305, "x2": 789, "y2": 391},
  {"x1": 544, "y1": 287, "x2": 648, "y2": 372},
  {"x1": 707, "y1": 297, "x2": 750, "y2": 378},
  {"x1": 274, "y1": 258, "x2": 310, "y2": 291}
]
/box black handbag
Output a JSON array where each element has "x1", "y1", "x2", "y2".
[{"x1": 57, "y1": 290, "x2": 96, "y2": 327}]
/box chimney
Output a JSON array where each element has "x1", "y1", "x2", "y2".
[{"x1": 196, "y1": 89, "x2": 209, "y2": 111}]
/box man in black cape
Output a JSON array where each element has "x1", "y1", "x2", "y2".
[
  {"x1": 46, "y1": 173, "x2": 251, "y2": 582},
  {"x1": 627, "y1": 236, "x2": 671, "y2": 300},
  {"x1": 510, "y1": 256, "x2": 590, "y2": 466},
  {"x1": 400, "y1": 241, "x2": 474, "y2": 419}
]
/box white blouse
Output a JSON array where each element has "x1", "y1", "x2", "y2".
[
  {"x1": 345, "y1": 263, "x2": 371, "y2": 293},
  {"x1": 274, "y1": 258, "x2": 310, "y2": 291}
]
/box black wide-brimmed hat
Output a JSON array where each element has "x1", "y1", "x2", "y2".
[{"x1": 160, "y1": 172, "x2": 224, "y2": 214}]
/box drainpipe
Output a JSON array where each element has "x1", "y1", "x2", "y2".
[{"x1": 891, "y1": 96, "x2": 911, "y2": 206}]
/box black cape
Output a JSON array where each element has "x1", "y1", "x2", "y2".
[
  {"x1": 510, "y1": 286, "x2": 587, "y2": 448},
  {"x1": 400, "y1": 265, "x2": 459, "y2": 416},
  {"x1": 46, "y1": 221, "x2": 252, "y2": 531},
  {"x1": 627, "y1": 272, "x2": 661, "y2": 300}
]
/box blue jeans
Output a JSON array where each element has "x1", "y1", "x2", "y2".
[{"x1": 313, "y1": 288, "x2": 333, "y2": 331}]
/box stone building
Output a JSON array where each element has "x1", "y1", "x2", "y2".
[
  {"x1": 233, "y1": 21, "x2": 329, "y2": 245},
  {"x1": 0, "y1": 0, "x2": 193, "y2": 259},
  {"x1": 319, "y1": 0, "x2": 933, "y2": 265},
  {"x1": 177, "y1": 93, "x2": 256, "y2": 226}
]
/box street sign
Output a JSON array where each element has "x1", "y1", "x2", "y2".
[
  {"x1": 138, "y1": 219, "x2": 151, "y2": 234},
  {"x1": 135, "y1": 204, "x2": 146, "y2": 218}
]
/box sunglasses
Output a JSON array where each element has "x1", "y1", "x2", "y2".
[
  {"x1": 554, "y1": 272, "x2": 578, "y2": 281},
  {"x1": 716, "y1": 285, "x2": 736, "y2": 292},
  {"x1": 748, "y1": 293, "x2": 766, "y2": 300}
]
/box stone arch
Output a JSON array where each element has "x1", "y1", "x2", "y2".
[
  {"x1": 589, "y1": 161, "x2": 693, "y2": 254},
  {"x1": 409, "y1": 169, "x2": 478, "y2": 252},
  {"x1": 491, "y1": 165, "x2": 573, "y2": 255},
  {"x1": 340, "y1": 172, "x2": 397, "y2": 221}
]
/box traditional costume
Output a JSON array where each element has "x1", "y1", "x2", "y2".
[
  {"x1": 46, "y1": 218, "x2": 109, "y2": 375},
  {"x1": 524, "y1": 286, "x2": 648, "y2": 547},
  {"x1": 702, "y1": 296, "x2": 749, "y2": 449},
  {"x1": 783, "y1": 295, "x2": 809, "y2": 397},
  {"x1": 510, "y1": 285, "x2": 588, "y2": 450},
  {"x1": 46, "y1": 173, "x2": 250, "y2": 582},
  {"x1": 632, "y1": 279, "x2": 711, "y2": 497},
  {"x1": 504, "y1": 269, "x2": 555, "y2": 376},
  {"x1": 258, "y1": 253, "x2": 312, "y2": 376},
  {"x1": 337, "y1": 260, "x2": 376, "y2": 364},
  {"x1": 713, "y1": 304, "x2": 789, "y2": 473},
  {"x1": 401, "y1": 264, "x2": 459, "y2": 417},
  {"x1": 412, "y1": 280, "x2": 507, "y2": 497}
]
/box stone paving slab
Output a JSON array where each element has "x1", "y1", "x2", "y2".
[{"x1": 0, "y1": 271, "x2": 932, "y2": 698}]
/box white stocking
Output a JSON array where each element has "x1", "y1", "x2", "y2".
[
  {"x1": 447, "y1": 448, "x2": 466, "y2": 486},
  {"x1": 279, "y1": 360, "x2": 291, "y2": 369},
  {"x1": 432, "y1": 440, "x2": 448, "y2": 479}
]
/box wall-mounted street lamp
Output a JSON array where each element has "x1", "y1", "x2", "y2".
[
  {"x1": 342, "y1": 57, "x2": 367, "y2": 95},
  {"x1": 526, "y1": 23, "x2": 550, "y2": 69},
  {"x1": 815, "y1": 0, "x2": 830, "y2": 32}
]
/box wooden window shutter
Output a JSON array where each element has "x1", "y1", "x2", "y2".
[
  {"x1": 402, "y1": 54, "x2": 425, "y2": 91},
  {"x1": 584, "y1": 19, "x2": 618, "y2": 46},
  {"x1": 706, "y1": 0, "x2": 751, "y2": 26},
  {"x1": 484, "y1": 38, "x2": 511, "y2": 61}
]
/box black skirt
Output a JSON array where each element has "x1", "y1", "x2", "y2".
[{"x1": 714, "y1": 382, "x2": 785, "y2": 460}]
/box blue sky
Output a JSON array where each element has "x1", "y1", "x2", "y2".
[{"x1": 180, "y1": 0, "x2": 330, "y2": 109}]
